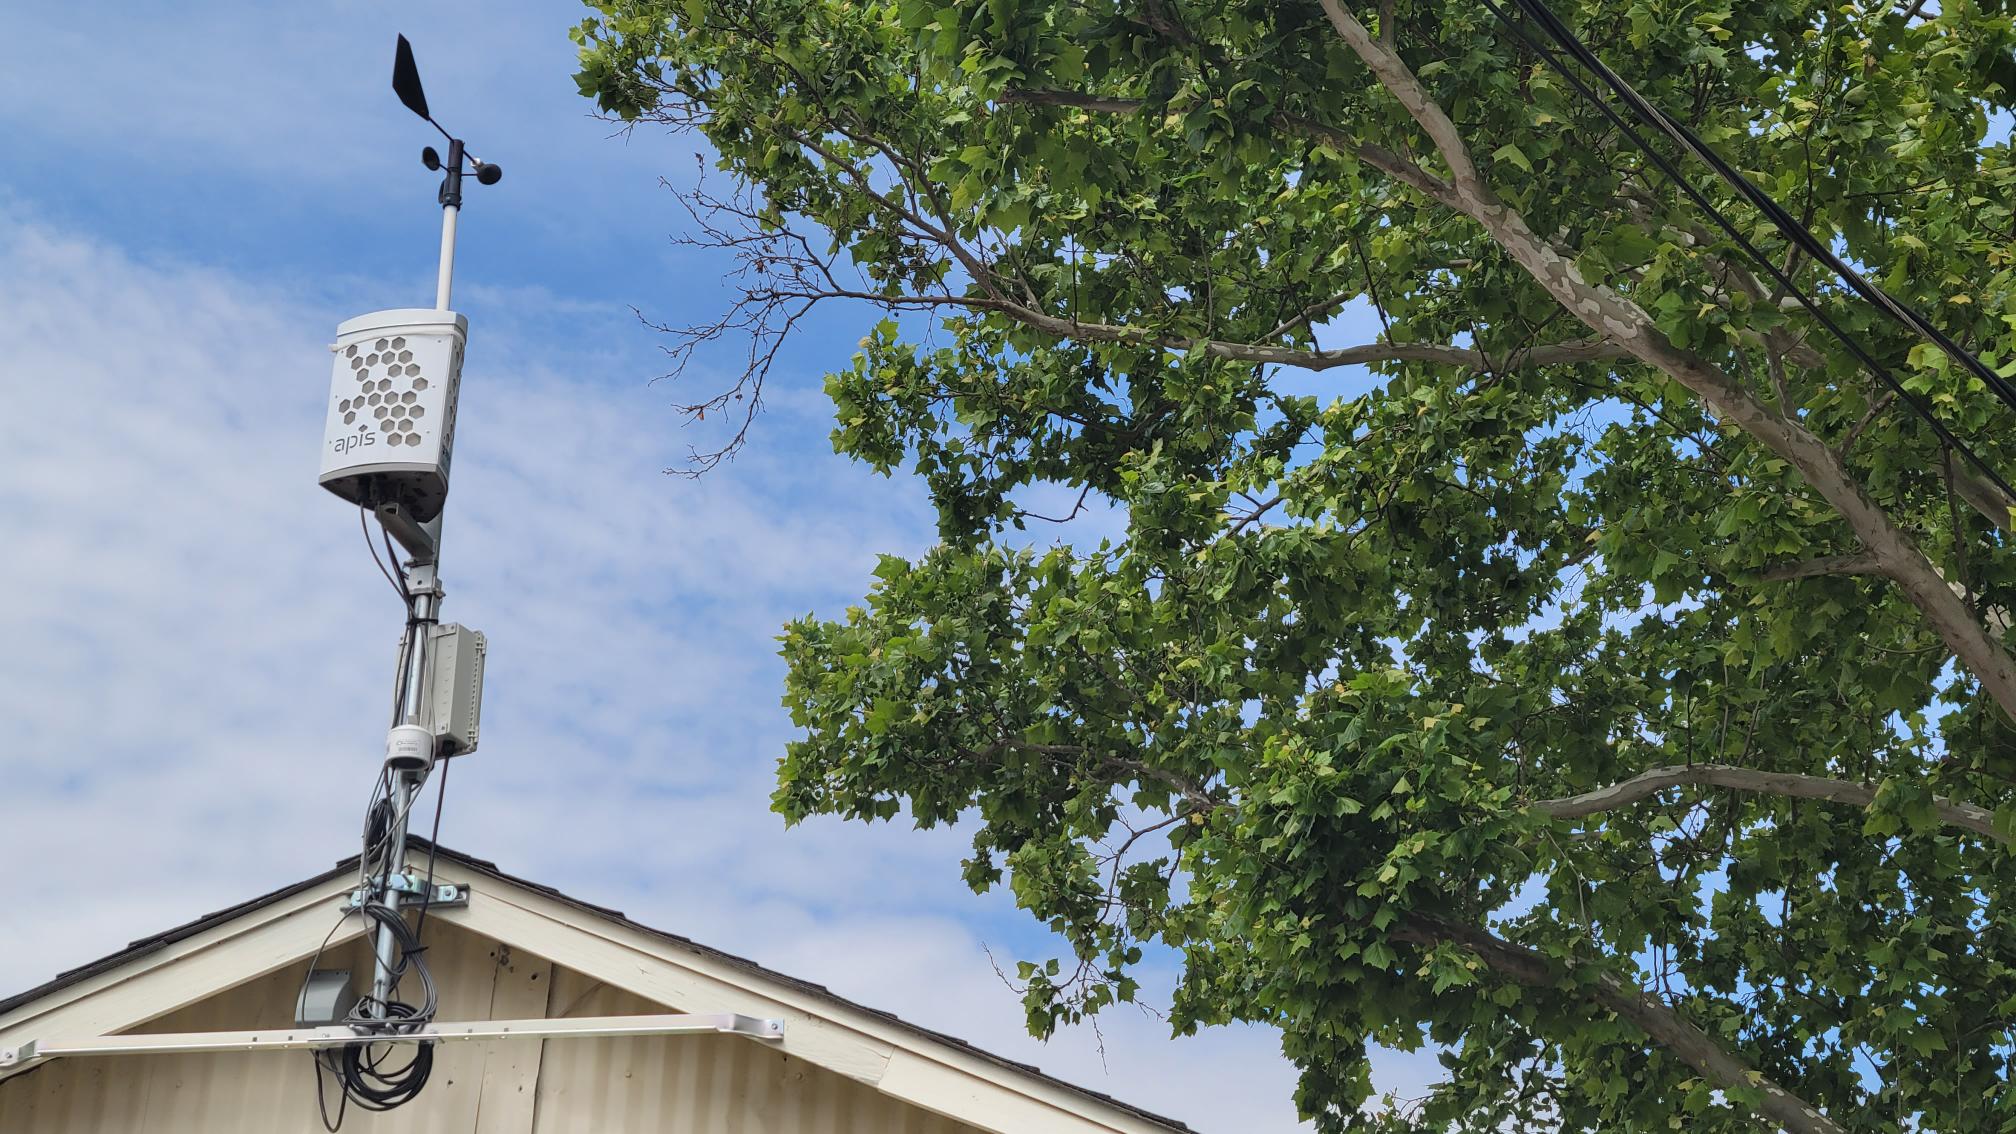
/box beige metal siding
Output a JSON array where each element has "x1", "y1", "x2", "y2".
[
  {"x1": 0, "y1": 923, "x2": 982, "y2": 1134},
  {"x1": 530, "y1": 969, "x2": 979, "y2": 1134},
  {"x1": 0, "y1": 921, "x2": 518, "y2": 1133}
]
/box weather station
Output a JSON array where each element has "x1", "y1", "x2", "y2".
[
  {"x1": 0, "y1": 35, "x2": 785, "y2": 1125},
  {"x1": 294, "y1": 34, "x2": 505, "y2": 1116}
]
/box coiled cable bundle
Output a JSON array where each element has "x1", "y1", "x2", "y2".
[
  {"x1": 305, "y1": 898, "x2": 440, "y2": 1130},
  {"x1": 333, "y1": 902, "x2": 438, "y2": 1110},
  {"x1": 302, "y1": 760, "x2": 449, "y2": 1130}
]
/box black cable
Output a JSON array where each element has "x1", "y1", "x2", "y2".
[
  {"x1": 337, "y1": 1022, "x2": 434, "y2": 1112},
  {"x1": 335, "y1": 902, "x2": 439, "y2": 1114},
  {"x1": 380, "y1": 523, "x2": 418, "y2": 621},
  {"x1": 342, "y1": 903, "x2": 438, "y2": 1026},
  {"x1": 1475, "y1": 0, "x2": 2016, "y2": 504},
  {"x1": 362, "y1": 771, "x2": 391, "y2": 872},
  {"x1": 313, "y1": 1048, "x2": 349, "y2": 1132},
  {"x1": 298, "y1": 913, "x2": 353, "y2": 1130},
  {"x1": 361, "y1": 766, "x2": 409, "y2": 895},
  {"x1": 313, "y1": 769, "x2": 444, "y2": 1127},
  {"x1": 326, "y1": 484, "x2": 446, "y2": 1127},
  {"x1": 1503, "y1": 0, "x2": 2016, "y2": 416},
  {"x1": 411, "y1": 755, "x2": 451, "y2": 942},
  {"x1": 360, "y1": 508, "x2": 405, "y2": 604}
]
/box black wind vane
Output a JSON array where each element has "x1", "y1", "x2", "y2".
[{"x1": 392, "y1": 34, "x2": 503, "y2": 206}]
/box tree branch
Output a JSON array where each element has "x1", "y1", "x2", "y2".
[
  {"x1": 1030, "y1": 321, "x2": 1623, "y2": 372},
  {"x1": 997, "y1": 87, "x2": 1468, "y2": 211},
  {"x1": 758, "y1": 283, "x2": 1626, "y2": 371},
  {"x1": 1950, "y1": 465, "x2": 2016, "y2": 538},
  {"x1": 1532, "y1": 763, "x2": 2004, "y2": 843},
  {"x1": 961, "y1": 739, "x2": 1221, "y2": 813},
  {"x1": 997, "y1": 88, "x2": 1153, "y2": 115},
  {"x1": 1834, "y1": 390, "x2": 1895, "y2": 462},
  {"x1": 1750, "y1": 554, "x2": 1884, "y2": 582},
  {"x1": 1311, "y1": 0, "x2": 2016, "y2": 720},
  {"x1": 1393, "y1": 914, "x2": 1849, "y2": 1134}
]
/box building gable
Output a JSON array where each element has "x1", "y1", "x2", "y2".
[
  {"x1": 1, "y1": 921, "x2": 984, "y2": 1134},
  {"x1": 0, "y1": 845, "x2": 1191, "y2": 1134}
]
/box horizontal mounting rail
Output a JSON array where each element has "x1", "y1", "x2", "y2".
[{"x1": 0, "y1": 1013, "x2": 782, "y2": 1072}]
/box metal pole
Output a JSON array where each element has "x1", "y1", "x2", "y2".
[
  {"x1": 433, "y1": 136, "x2": 464, "y2": 312},
  {"x1": 368, "y1": 137, "x2": 462, "y2": 1019},
  {"x1": 434, "y1": 205, "x2": 458, "y2": 311},
  {"x1": 370, "y1": 583, "x2": 435, "y2": 1013},
  {"x1": 367, "y1": 384, "x2": 450, "y2": 1009},
  {"x1": 369, "y1": 769, "x2": 419, "y2": 1011}
]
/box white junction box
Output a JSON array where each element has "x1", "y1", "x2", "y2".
[
  {"x1": 319, "y1": 308, "x2": 468, "y2": 522},
  {"x1": 428, "y1": 623, "x2": 486, "y2": 757}
]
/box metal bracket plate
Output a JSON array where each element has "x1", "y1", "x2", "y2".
[{"x1": 342, "y1": 878, "x2": 469, "y2": 911}]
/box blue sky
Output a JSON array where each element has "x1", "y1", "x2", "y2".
[{"x1": 0, "y1": 4, "x2": 1446, "y2": 1128}]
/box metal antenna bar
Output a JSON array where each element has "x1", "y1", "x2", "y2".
[
  {"x1": 1, "y1": 1014, "x2": 785, "y2": 1072},
  {"x1": 436, "y1": 203, "x2": 458, "y2": 310},
  {"x1": 433, "y1": 137, "x2": 463, "y2": 311}
]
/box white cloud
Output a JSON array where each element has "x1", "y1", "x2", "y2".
[{"x1": 0, "y1": 213, "x2": 1355, "y2": 1131}]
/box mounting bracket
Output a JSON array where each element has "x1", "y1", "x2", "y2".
[
  {"x1": 343, "y1": 877, "x2": 468, "y2": 911},
  {"x1": 374, "y1": 502, "x2": 439, "y2": 564}
]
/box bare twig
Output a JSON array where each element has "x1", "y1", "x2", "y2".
[
  {"x1": 1835, "y1": 390, "x2": 1895, "y2": 461},
  {"x1": 1227, "y1": 496, "x2": 1284, "y2": 535}
]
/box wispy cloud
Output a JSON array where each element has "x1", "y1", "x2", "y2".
[
  {"x1": 0, "y1": 5, "x2": 1445, "y2": 1123},
  {"x1": 0, "y1": 211, "x2": 1341, "y2": 1130}
]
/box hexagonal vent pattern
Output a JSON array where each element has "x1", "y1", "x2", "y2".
[{"x1": 337, "y1": 335, "x2": 431, "y2": 446}]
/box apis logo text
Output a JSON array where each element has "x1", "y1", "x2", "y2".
[{"x1": 331, "y1": 430, "x2": 378, "y2": 456}]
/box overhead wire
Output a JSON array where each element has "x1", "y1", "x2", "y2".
[
  {"x1": 1471, "y1": 0, "x2": 2016, "y2": 504},
  {"x1": 1501, "y1": 0, "x2": 2016, "y2": 415}
]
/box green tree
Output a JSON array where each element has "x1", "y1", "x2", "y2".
[{"x1": 574, "y1": 0, "x2": 2016, "y2": 1129}]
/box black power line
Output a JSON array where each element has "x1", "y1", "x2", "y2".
[
  {"x1": 1475, "y1": 0, "x2": 2016, "y2": 503},
  {"x1": 1510, "y1": 0, "x2": 2016, "y2": 411}
]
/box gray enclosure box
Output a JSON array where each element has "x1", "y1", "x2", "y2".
[
  {"x1": 294, "y1": 969, "x2": 353, "y2": 1027},
  {"x1": 428, "y1": 623, "x2": 486, "y2": 757}
]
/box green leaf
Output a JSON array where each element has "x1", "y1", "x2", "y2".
[{"x1": 1491, "y1": 143, "x2": 1534, "y2": 173}]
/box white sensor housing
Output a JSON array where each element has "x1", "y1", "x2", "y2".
[
  {"x1": 319, "y1": 309, "x2": 468, "y2": 522},
  {"x1": 385, "y1": 723, "x2": 435, "y2": 773}
]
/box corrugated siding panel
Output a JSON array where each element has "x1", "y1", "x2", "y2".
[
  {"x1": 0, "y1": 921, "x2": 529, "y2": 1133},
  {"x1": 530, "y1": 969, "x2": 980, "y2": 1134},
  {"x1": 0, "y1": 925, "x2": 982, "y2": 1134}
]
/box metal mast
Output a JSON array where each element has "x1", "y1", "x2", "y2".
[
  {"x1": 359, "y1": 31, "x2": 502, "y2": 1024},
  {"x1": 298, "y1": 40, "x2": 500, "y2": 1120}
]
